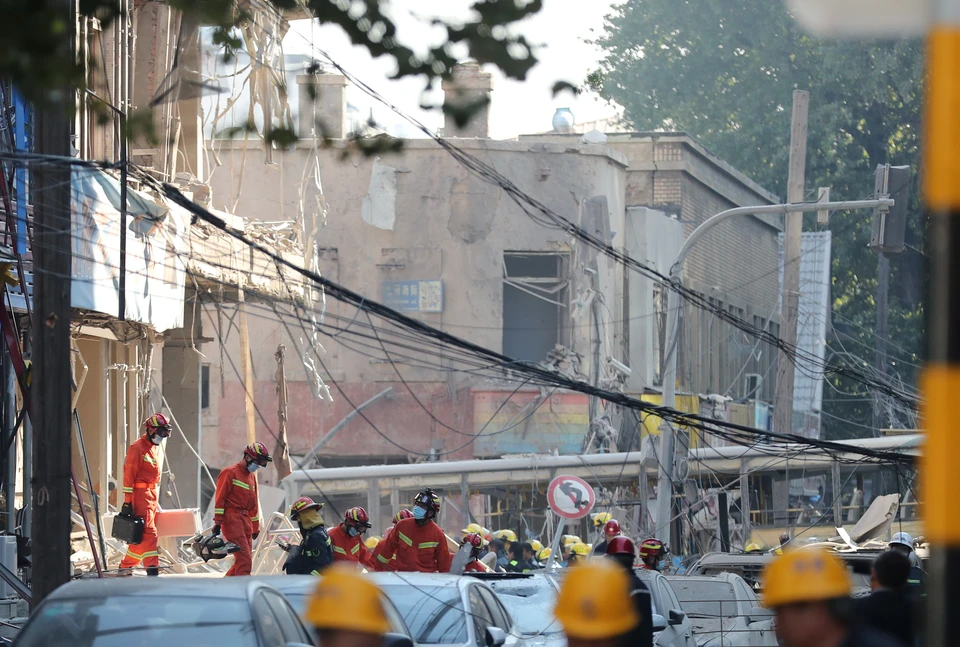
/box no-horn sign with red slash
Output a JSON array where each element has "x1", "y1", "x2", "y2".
[{"x1": 547, "y1": 475, "x2": 596, "y2": 520}]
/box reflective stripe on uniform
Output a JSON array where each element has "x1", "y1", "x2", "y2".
[
  {"x1": 232, "y1": 479, "x2": 250, "y2": 490},
  {"x1": 125, "y1": 549, "x2": 142, "y2": 560},
  {"x1": 214, "y1": 508, "x2": 225, "y2": 514},
  {"x1": 250, "y1": 515, "x2": 260, "y2": 522},
  {"x1": 122, "y1": 487, "x2": 133, "y2": 493},
  {"x1": 418, "y1": 542, "x2": 440, "y2": 549},
  {"x1": 377, "y1": 553, "x2": 390, "y2": 563},
  {"x1": 350, "y1": 544, "x2": 360, "y2": 555},
  {"x1": 398, "y1": 532, "x2": 413, "y2": 546},
  {"x1": 141, "y1": 551, "x2": 159, "y2": 558},
  {"x1": 143, "y1": 455, "x2": 156, "y2": 466},
  {"x1": 310, "y1": 570, "x2": 321, "y2": 575},
  {"x1": 333, "y1": 546, "x2": 348, "y2": 555}
]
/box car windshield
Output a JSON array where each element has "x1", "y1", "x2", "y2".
[
  {"x1": 16, "y1": 596, "x2": 257, "y2": 647},
  {"x1": 380, "y1": 584, "x2": 468, "y2": 644},
  {"x1": 668, "y1": 580, "x2": 739, "y2": 618},
  {"x1": 485, "y1": 580, "x2": 561, "y2": 636}
]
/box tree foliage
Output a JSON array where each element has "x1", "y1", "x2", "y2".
[{"x1": 589, "y1": 0, "x2": 924, "y2": 439}]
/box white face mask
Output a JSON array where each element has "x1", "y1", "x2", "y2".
[
  {"x1": 247, "y1": 462, "x2": 261, "y2": 473},
  {"x1": 347, "y1": 527, "x2": 360, "y2": 537},
  {"x1": 150, "y1": 434, "x2": 163, "y2": 446}
]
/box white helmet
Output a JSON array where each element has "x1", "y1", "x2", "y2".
[{"x1": 891, "y1": 532, "x2": 914, "y2": 548}]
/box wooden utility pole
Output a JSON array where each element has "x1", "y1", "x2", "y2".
[
  {"x1": 773, "y1": 90, "x2": 809, "y2": 437},
  {"x1": 31, "y1": 0, "x2": 75, "y2": 604},
  {"x1": 237, "y1": 291, "x2": 257, "y2": 445},
  {"x1": 274, "y1": 344, "x2": 291, "y2": 480}
]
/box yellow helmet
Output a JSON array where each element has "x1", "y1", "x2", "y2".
[
  {"x1": 530, "y1": 539, "x2": 544, "y2": 553},
  {"x1": 365, "y1": 536, "x2": 381, "y2": 550},
  {"x1": 554, "y1": 560, "x2": 639, "y2": 639},
  {"x1": 744, "y1": 542, "x2": 764, "y2": 553},
  {"x1": 494, "y1": 530, "x2": 517, "y2": 543},
  {"x1": 305, "y1": 565, "x2": 391, "y2": 635},
  {"x1": 538, "y1": 547, "x2": 552, "y2": 561},
  {"x1": 462, "y1": 523, "x2": 483, "y2": 535},
  {"x1": 591, "y1": 512, "x2": 613, "y2": 527},
  {"x1": 571, "y1": 542, "x2": 591, "y2": 556},
  {"x1": 763, "y1": 548, "x2": 852, "y2": 609},
  {"x1": 562, "y1": 535, "x2": 582, "y2": 547}
]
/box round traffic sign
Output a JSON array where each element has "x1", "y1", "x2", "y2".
[{"x1": 547, "y1": 475, "x2": 596, "y2": 519}]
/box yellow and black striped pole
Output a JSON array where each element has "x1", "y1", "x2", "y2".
[{"x1": 923, "y1": 3, "x2": 960, "y2": 644}]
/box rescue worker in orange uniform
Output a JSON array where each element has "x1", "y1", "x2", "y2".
[
  {"x1": 119, "y1": 413, "x2": 171, "y2": 576},
  {"x1": 213, "y1": 441, "x2": 271, "y2": 576},
  {"x1": 372, "y1": 489, "x2": 452, "y2": 573},
  {"x1": 461, "y1": 532, "x2": 488, "y2": 573},
  {"x1": 374, "y1": 509, "x2": 413, "y2": 571},
  {"x1": 328, "y1": 506, "x2": 377, "y2": 569}
]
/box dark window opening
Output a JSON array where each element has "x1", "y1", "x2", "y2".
[
  {"x1": 201, "y1": 365, "x2": 210, "y2": 410},
  {"x1": 502, "y1": 252, "x2": 568, "y2": 363}
]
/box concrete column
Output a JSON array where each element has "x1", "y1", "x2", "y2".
[
  {"x1": 297, "y1": 73, "x2": 348, "y2": 139},
  {"x1": 442, "y1": 62, "x2": 493, "y2": 138},
  {"x1": 175, "y1": 15, "x2": 204, "y2": 181},
  {"x1": 366, "y1": 479, "x2": 382, "y2": 536},
  {"x1": 740, "y1": 459, "x2": 751, "y2": 542},
  {"x1": 161, "y1": 298, "x2": 202, "y2": 509}
]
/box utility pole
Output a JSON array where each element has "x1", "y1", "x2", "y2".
[
  {"x1": 31, "y1": 0, "x2": 75, "y2": 604},
  {"x1": 874, "y1": 252, "x2": 889, "y2": 435},
  {"x1": 274, "y1": 344, "x2": 292, "y2": 480},
  {"x1": 773, "y1": 90, "x2": 809, "y2": 438}
]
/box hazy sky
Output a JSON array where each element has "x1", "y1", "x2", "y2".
[{"x1": 283, "y1": 0, "x2": 622, "y2": 139}]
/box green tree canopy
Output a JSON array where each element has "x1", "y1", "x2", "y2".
[{"x1": 589, "y1": 0, "x2": 924, "y2": 438}]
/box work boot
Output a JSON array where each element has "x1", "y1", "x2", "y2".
[
  {"x1": 115, "y1": 567, "x2": 134, "y2": 577},
  {"x1": 146, "y1": 566, "x2": 159, "y2": 577}
]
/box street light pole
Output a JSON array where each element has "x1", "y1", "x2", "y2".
[{"x1": 653, "y1": 198, "x2": 894, "y2": 551}]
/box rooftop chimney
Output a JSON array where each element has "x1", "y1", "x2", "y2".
[
  {"x1": 298, "y1": 72, "x2": 349, "y2": 140},
  {"x1": 442, "y1": 62, "x2": 493, "y2": 138}
]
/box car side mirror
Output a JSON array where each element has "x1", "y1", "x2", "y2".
[
  {"x1": 668, "y1": 609, "x2": 686, "y2": 626},
  {"x1": 651, "y1": 614, "x2": 667, "y2": 631},
  {"x1": 382, "y1": 633, "x2": 415, "y2": 647},
  {"x1": 486, "y1": 626, "x2": 507, "y2": 647},
  {"x1": 748, "y1": 606, "x2": 774, "y2": 624}
]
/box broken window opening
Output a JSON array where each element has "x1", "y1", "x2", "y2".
[{"x1": 502, "y1": 252, "x2": 569, "y2": 363}]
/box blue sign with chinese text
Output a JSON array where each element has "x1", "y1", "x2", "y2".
[{"x1": 381, "y1": 280, "x2": 443, "y2": 313}]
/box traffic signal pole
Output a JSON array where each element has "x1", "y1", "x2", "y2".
[{"x1": 922, "y1": 5, "x2": 960, "y2": 644}]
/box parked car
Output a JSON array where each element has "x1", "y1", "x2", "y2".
[
  {"x1": 370, "y1": 572, "x2": 523, "y2": 647},
  {"x1": 14, "y1": 578, "x2": 316, "y2": 647},
  {"x1": 251, "y1": 575, "x2": 416, "y2": 643},
  {"x1": 636, "y1": 569, "x2": 699, "y2": 647},
  {"x1": 664, "y1": 573, "x2": 776, "y2": 647},
  {"x1": 688, "y1": 550, "x2": 874, "y2": 596},
  {"x1": 466, "y1": 572, "x2": 564, "y2": 647}
]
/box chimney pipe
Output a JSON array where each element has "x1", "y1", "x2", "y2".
[{"x1": 298, "y1": 72, "x2": 349, "y2": 139}]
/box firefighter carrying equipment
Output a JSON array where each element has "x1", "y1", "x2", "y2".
[
  {"x1": 329, "y1": 523, "x2": 377, "y2": 569},
  {"x1": 191, "y1": 532, "x2": 241, "y2": 563},
  {"x1": 305, "y1": 565, "x2": 391, "y2": 636},
  {"x1": 554, "y1": 560, "x2": 640, "y2": 640},
  {"x1": 118, "y1": 433, "x2": 162, "y2": 571},
  {"x1": 763, "y1": 548, "x2": 852, "y2": 609},
  {"x1": 214, "y1": 458, "x2": 262, "y2": 576},
  {"x1": 372, "y1": 516, "x2": 453, "y2": 573},
  {"x1": 284, "y1": 518, "x2": 334, "y2": 575}
]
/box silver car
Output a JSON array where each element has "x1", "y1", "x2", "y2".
[
  {"x1": 370, "y1": 572, "x2": 524, "y2": 647},
  {"x1": 664, "y1": 573, "x2": 776, "y2": 647},
  {"x1": 467, "y1": 573, "x2": 564, "y2": 647},
  {"x1": 636, "y1": 569, "x2": 699, "y2": 647}
]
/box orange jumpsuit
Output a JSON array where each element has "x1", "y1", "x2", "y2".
[
  {"x1": 214, "y1": 461, "x2": 261, "y2": 576},
  {"x1": 328, "y1": 524, "x2": 377, "y2": 569},
  {"x1": 372, "y1": 518, "x2": 453, "y2": 573},
  {"x1": 119, "y1": 435, "x2": 161, "y2": 570}
]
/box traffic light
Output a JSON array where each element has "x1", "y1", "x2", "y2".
[{"x1": 869, "y1": 164, "x2": 911, "y2": 254}]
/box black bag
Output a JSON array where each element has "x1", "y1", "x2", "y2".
[{"x1": 111, "y1": 513, "x2": 144, "y2": 544}]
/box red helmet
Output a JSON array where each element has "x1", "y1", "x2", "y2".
[
  {"x1": 639, "y1": 538, "x2": 667, "y2": 559},
  {"x1": 394, "y1": 509, "x2": 414, "y2": 524},
  {"x1": 344, "y1": 506, "x2": 371, "y2": 529},
  {"x1": 243, "y1": 441, "x2": 273, "y2": 463},
  {"x1": 289, "y1": 496, "x2": 323, "y2": 519},
  {"x1": 603, "y1": 520, "x2": 621, "y2": 536},
  {"x1": 143, "y1": 413, "x2": 171, "y2": 436},
  {"x1": 462, "y1": 532, "x2": 485, "y2": 549},
  {"x1": 606, "y1": 536, "x2": 637, "y2": 557}
]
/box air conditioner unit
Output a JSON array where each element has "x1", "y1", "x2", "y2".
[{"x1": 744, "y1": 373, "x2": 763, "y2": 399}]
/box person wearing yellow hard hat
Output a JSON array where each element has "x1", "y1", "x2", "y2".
[
  {"x1": 462, "y1": 522, "x2": 483, "y2": 535},
  {"x1": 569, "y1": 542, "x2": 591, "y2": 566},
  {"x1": 590, "y1": 511, "x2": 612, "y2": 528},
  {"x1": 364, "y1": 536, "x2": 381, "y2": 550},
  {"x1": 744, "y1": 542, "x2": 765, "y2": 554},
  {"x1": 763, "y1": 548, "x2": 902, "y2": 647},
  {"x1": 554, "y1": 560, "x2": 640, "y2": 647},
  {"x1": 304, "y1": 564, "x2": 391, "y2": 647},
  {"x1": 538, "y1": 547, "x2": 552, "y2": 563}
]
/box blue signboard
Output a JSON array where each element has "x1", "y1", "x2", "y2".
[{"x1": 382, "y1": 280, "x2": 443, "y2": 313}]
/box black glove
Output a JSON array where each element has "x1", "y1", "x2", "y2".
[
  {"x1": 120, "y1": 503, "x2": 133, "y2": 517},
  {"x1": 212, "y1": 524, "x2": 221, "y2": 537},
  {"x1": 252, "y1": 532, "x2": 260, "y2": 541}
]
